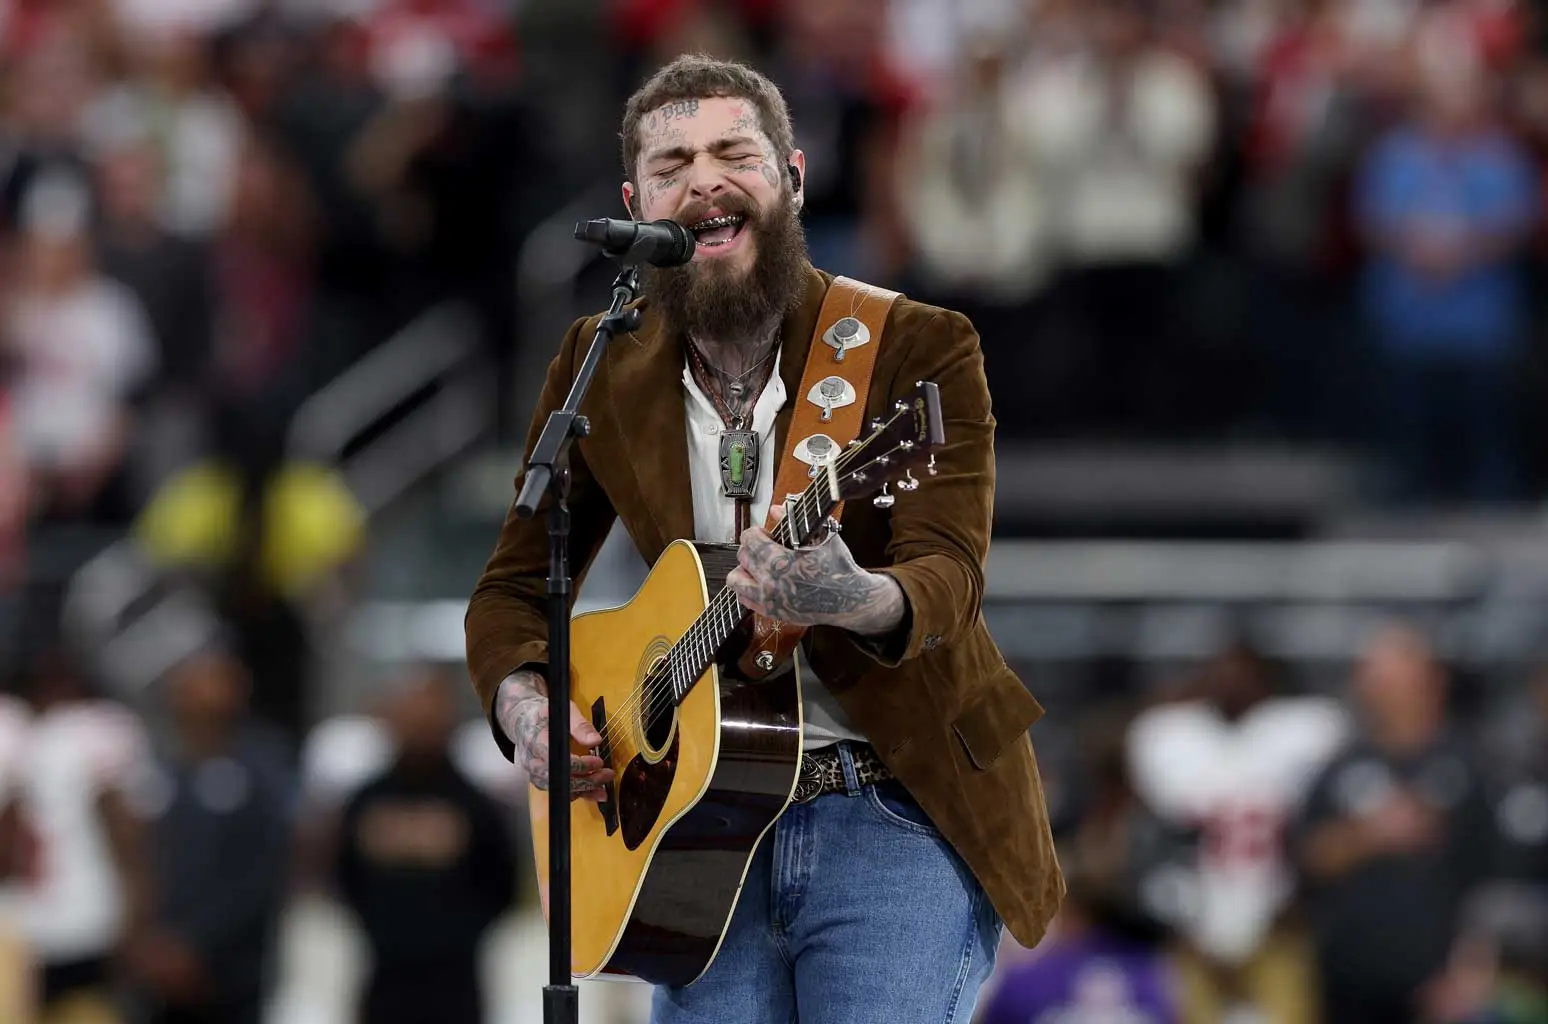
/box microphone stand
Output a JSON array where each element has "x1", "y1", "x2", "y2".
[{"x1": 514, "y1": 260, "x2": 643, "y2": 1024}]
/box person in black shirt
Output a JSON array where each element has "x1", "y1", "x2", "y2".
[
  {"x1": 335, "y1": 665, "x2": 517, "y2": 1024},
  {"x1": 1293, "y1": 624, "x2": 1495, "y2": 1024},
  {"x1": 132, "y1": 646, "x2": 295, "y2": 1024}
]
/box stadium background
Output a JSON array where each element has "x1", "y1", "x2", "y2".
[{"x1": 2, "y1": 0, "x2": 1547, "y2": 1021}]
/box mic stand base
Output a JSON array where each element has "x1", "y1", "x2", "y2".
[{"x1": 544, "y1": 985, "x2": 579, "y2": 1023}]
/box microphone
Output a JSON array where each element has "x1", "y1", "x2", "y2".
[{"x1": 574, "y1": 218, "x2": 696, "y2": 267}]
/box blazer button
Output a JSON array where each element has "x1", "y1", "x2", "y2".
[{"x1": 923, "y1": 634, "x2": 942, "y2": 651}]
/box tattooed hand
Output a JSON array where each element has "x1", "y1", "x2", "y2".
[
  {"x1": 727, "y1": 515, "x2": 906, "y2": 635},
  {"x1": 494, "y1": 671, "x2": 615, "y2": 802}
]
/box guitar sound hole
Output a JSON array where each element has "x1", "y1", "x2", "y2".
[{"x1": 643, "y1": 677, "x2": 675, "y2": 753}]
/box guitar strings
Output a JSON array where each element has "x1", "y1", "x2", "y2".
[
  {"x1": 587, "y1": 458, "x2": 837, "y2": 756},
  {"x1": 587, "y1": 431, "x2": 885, "y2": 757}
]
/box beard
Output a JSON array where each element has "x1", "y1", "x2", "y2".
[{"x1": 644, "y1": 189, "x2": 809, "y2": 345}]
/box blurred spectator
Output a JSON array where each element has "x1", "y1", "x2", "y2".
[
  {"x1": 896, "y1": 34, "x2": 1053, "y2": 305},
  {"x1": 83, "y1": 25, "x2": 244, "y2": 240},
  {"x1": 334, "y1": 664, "x2": 516, "y2": 1024},
  {"x1": 92, "y1": 128, "x2": 214, "y2": 399},
  {"x1": 1293, "y1": 624, "x2": 1496, "y2": 1024},
  {"x1": 127, "y1": 647, "x2": 294, "y2": 1024},
  {"x1": 1021, "y1": 0, "x2": 1216, "y2": 434},
  {"x1": 978, "y1": 851, "x2": 1181, "y2": 1024},
  {"x1": 3, "y1": 170, "x2": 158, "y2": 525},
  {"x1": 207, "y1": 130, "x2": 315, "y2": 444},
  {"x1": 0, "y1": 642, "x2": 152, "y2": 1024},
  {"x1": 1126, "y1": 640, "x2": 1347, "y2": 1024},
  {"x1": 1354, "y1": 45, "x2": 1537, "y2": 503},
  {"x1": 0, "y1": 22, "x2": 104, "y2": 230}
]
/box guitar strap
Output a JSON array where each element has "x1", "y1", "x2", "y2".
[{"x1": 742, "y1": 276, "x2": 900, "y2": 679}]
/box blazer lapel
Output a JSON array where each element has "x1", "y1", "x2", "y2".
[{"x1": 599, "y1": 307, "x2": 695, "y2": 562}]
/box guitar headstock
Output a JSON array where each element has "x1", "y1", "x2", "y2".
[{"x1": 832, "y1": 380, "x2": 945, "y2": 507}]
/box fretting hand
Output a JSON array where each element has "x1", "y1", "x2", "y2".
[{"x1": 727, "y1": 507, "x2": 905, "y2": 636}]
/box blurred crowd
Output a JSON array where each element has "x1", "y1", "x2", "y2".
[
  {"x1": 3, "y1": 0, "x2": 1548, "y2": 1022},
  {"x1": 985, "y1": 623, "x2": 1548, "y2": 1023}
]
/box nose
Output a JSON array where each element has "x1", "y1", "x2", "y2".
[{"x1": 686, "y1": 154, "x2": 728, "y2": 199}]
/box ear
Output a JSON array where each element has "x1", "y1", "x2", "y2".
[
  {"x1": 621, "y1": 181, "x2": 638, "y2": 219},
  {"x1": 788, "y1": 149, "x2": 807, "y2": 211}
]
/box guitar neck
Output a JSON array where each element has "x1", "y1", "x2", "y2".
[{"x1": 657, "y1": 475, "x2": 840, "y2": 706}]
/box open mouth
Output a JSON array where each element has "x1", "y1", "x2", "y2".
[{"x1": 688, "y1": 213, "x2": 748, "y2": 248}]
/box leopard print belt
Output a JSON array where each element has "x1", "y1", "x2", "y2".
[{"x1": 791, "y1": 741, "x2": 895, "y2": 804}]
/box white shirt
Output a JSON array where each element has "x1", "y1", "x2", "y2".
[
  {"x1": 7, "y1": 278, "x2": 157, "y2": 467},
  {"x1": 0, "y1": 699, "x2": 149, "y2": 961},
  {"x1": 681, "y1": 349, "x2": 865, "y2": 750}
]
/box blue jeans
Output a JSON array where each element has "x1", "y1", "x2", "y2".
[{"x1": 651, "y1": 743, "x2": 1003, "y2": 1023}]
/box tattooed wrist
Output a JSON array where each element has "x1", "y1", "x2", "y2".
[
  {"x1": 494, "y1": 670, "x2": 546, "y2": 745},
  {"x1": 836, "y1": 572, "x2": 907, "y2": 637}
]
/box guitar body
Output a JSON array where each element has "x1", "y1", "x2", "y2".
[{"x1": 529, "y1": 540, "x2": 803, "y2": 987}]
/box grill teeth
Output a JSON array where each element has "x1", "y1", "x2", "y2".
[{"x1": 690, "y1": 214, "x2": 743, "y2": 231}]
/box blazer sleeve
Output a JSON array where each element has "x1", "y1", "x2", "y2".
[
  {"x1": 851, "y1": 306, "x2": 996, "y2": 666},
  {"x1": 464, "y1": 316, "x2": 619, "y2": 760}
]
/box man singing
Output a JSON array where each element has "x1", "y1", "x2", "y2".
[{"x1": 465, "y1": 54, "x2": 1062, "y2": 1023}]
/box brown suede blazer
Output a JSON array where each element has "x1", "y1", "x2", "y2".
[{"x1": 465, "y1": 266, "x2": 1064, "y2": 949}]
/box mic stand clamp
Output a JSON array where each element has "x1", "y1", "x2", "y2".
[{"x1": 513, "y1": 263, "x2": 642, "y2": 1024}]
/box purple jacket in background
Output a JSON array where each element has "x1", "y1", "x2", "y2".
[{"x1": 978, "y1": 931, "x2": 1178, "y2": 1024}]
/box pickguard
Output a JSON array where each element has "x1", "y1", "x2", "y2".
[{"x1": 618, "y1": 726, "x2": 680, "y2": 850}]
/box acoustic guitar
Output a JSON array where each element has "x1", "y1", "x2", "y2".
[{"x1": 529, "y1": 381, "x2": 946, "y2": 987}]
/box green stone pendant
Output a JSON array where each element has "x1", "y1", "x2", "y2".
[{"x1": 719, "y1": 428, "x2": 759, "y2": 500}]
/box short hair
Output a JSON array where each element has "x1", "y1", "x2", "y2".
[{"x1": 619, "y1": 54, "x2": 795, "y2": 182}]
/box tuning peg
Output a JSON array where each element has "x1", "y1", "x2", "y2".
[
  {"x1": 897, "y1": 470, "x2": 919, "y2": 492},
  {"x1": 872, "y1": 483, "x2": 895, "y2": 509},
  {"x1": 926, "y1": 454, "x2": 938, "y2": 477}
]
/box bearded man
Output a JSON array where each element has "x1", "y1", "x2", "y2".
[{"x1": 465, "y1": 54, "x2": 1062, "y2": 1023}]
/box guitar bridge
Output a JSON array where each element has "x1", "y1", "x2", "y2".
[{"x1": 591, "y1": 696, "x2": 618, "y2": 836}]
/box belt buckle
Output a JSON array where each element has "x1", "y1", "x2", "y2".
[{"x1": 791, "y1": 752, "x2": 824, "y2": 803}]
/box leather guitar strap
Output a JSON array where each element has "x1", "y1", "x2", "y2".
[{"x1": 740, "y1": 276, "x2": 900, "y2": 679}]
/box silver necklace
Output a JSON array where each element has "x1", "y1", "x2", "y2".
[{"x1": 692, "y1": 342, "x2": 776, "y2": 410}]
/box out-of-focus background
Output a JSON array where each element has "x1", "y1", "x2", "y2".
[{"x1": 3, "y1": 0, "x2": 1548, "y2": 1022}]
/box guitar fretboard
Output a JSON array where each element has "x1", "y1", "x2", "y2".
[{"x1": 650, "y1": 463, "x2": 842, "y2": 706}]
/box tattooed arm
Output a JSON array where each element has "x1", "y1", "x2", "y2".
[
  {"x1": 493, "y1": 669, "x2": 614, "y2": 801},
  {"x1": 727, "y1": 527, "x2": 908, "y2": 637}
]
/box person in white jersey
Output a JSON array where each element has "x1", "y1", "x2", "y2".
[
  {"x1": 0, "y1": 643, "x2": 151, "y2": 1024},
  {"x1": 1126, "y1": 640, "x2": 1347, "y2": 1023}
]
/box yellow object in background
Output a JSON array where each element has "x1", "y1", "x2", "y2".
[{"x1": 134, "y1": 460, "x2": 367, "y2": 600}]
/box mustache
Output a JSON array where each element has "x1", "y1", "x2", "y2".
[{"x1": 674, "y1": 194, "x2": 760, "y2": 229}]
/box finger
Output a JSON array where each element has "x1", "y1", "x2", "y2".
[
  {"x1": 569, "y1": 703, "x2": 601, "y2": 746},
  {"x1": 727, "y1": 566, "x2": 754, "y2": 593},
  {"x1": 570, "y1": 754, "x2": 608, "y2": 775},
  {"x1": 768, "y1": 503, "x2": 787, "y2": 522},
  {"x1": 738, "y1": 526, "x2": 777, "y2": 560}
]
